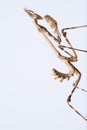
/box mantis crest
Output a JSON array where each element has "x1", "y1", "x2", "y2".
[{"x1": 24, "y1": 9, "x2": 87, "y2": 121}]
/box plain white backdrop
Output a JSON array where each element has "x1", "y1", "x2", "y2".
[{"x1": 0, "y1": 0, "x2": 87, "y2": 130}]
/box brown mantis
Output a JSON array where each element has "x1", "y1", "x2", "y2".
[{"x1": 24, "y1": 9, "x2": 87, "y2": 121}]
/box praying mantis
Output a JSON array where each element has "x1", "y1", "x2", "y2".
[{"x1": 24, "y1": 9, "x2": 87, "y2": 121}]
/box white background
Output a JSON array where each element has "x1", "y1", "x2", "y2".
[{"x1": 0, "y1": 0, "x2": 87, "y2": 130}]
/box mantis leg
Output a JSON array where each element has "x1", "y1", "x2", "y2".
[
  {"x1": 60, "y1": 25, "x2": 87, "y2": 59},
  {"x1": 67, "y1": 69, "x2": 87, "y2": 121}
]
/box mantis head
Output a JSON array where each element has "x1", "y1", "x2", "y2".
[{"x1": 24, "y1": 9, "x2": 43, "y2": 21}]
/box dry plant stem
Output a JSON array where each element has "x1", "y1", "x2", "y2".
[{"x1": 24, "y1": 9, "x2": 87, "y2": 121}]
